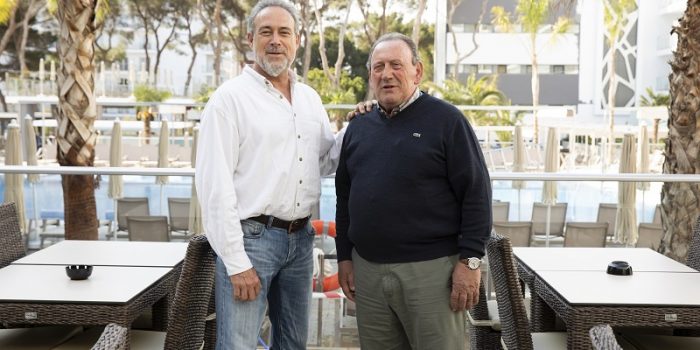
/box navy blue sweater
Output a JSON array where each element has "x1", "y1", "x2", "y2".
[{"x1": 335, "y1": 93, "x2": 492, "y2": 263}]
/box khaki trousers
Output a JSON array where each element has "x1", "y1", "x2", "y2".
[{"x1": 352, "y1": 250, "x2": 466, "y2": 350}]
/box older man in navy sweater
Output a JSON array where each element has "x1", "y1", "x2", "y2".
[{"x1": 335, "y1": 32, "x2": 492, "y2": 349}]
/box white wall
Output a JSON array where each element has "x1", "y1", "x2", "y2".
[{"x1": 446, "y1": 32, "x2": 578, "y2": 65}]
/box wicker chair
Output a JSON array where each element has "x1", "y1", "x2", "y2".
[
  {"x1": 0, "y1": 202, "x2": 26, "y2": 268},
  {"x1": 486, "y1": 233, "x2": 566, "y2": 349},
  {"x1": 563, "y1": 222, "x2": 608, "y2": 247},
  {"x1": 467, "y1": 279, "x2": 503, "y2": 350},
  {"x1": 492, "y1": 201, "x2": 510, "y2": 222},
  {"x1": 636, "y1": 223, "x2": 663, "y2": 250},
  {"x1": 493, "y1": 221, "x2": 532, "y2": 247},
  {"x1": 589, "y1": 325, "x2": 623, "y2": 350},
  {"x1": 108, "y1": 197, "x2": 150, "y2": 240},
  {"x1": 127, "y1": 216, "x2": 170, "y2": 242},
  {"x1": 530, "y1": 202, "x2": 568, "y2": 246},
  {"x1": 90, "y1": 323, "x2": 128, "y2": 350},
  {"x1": 59, "y1": 235, "x2": 217, "y2": 350},
  {"x1": 167, "y1": 197, "x2": 191, "y2": 240},
  {"x1": 596, "y1": 203, "x2": 617, "y2": 238},
  {"x1": 686, "y1": 215, "x2": 700, "y2": 271}
]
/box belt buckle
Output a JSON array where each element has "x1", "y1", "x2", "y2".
[{"x1": 289, "y1": 218, "x2": 305, "y2": 233}]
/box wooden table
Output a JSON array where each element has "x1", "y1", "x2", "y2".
[
  {"x1": 512, "y1": 247, "x2": 700, "y2": 349},
  {"x1": 13, "y1": 240, "x2": 187, "y2": 267}
]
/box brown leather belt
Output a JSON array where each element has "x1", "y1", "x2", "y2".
[{"x1": 249, "y1": 214, "x2": 310, "y2": 233}]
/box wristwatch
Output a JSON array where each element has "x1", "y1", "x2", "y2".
[{"x1": 460, "y1": 257, "x2": 483, "y2": 270}]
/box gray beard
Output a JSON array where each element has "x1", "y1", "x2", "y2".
[{"x1": 259, "y1": 57, "x2": 289, "y2": 77}]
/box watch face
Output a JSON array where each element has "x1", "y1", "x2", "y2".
[{"x1": 468, "y1": 258, "x2": 481, "y2": 269}]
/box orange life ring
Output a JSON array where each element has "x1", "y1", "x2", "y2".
[
  {"x1": 312, "y1": 220, "x2": 336, "y2": 238},
  {"x1": 312, "y1": 220, "x2": 339, "y2": 291}
]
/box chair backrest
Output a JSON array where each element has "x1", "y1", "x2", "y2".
[
  {"x1": 531, "y1": 202, "x2": 568, "y2": 236},
  {"x1": 486, "y1": 233, "x2": 533, "y2": 350},
  {"x1": 468, "y1": 278, "x2": 502, "y2": 350},
  {"x1": 589, "y1": 324, "x2": 623, "y2": 350},
  {"x1": 91, "y1": 235, "x2": 217, "y2": 350},
  {"x1": 636, "y1": 223, "x2": 663, "y2": 250},
  {"x1": 127, "y1": 216, "x2": 170, "y2": 242},
  {"x1": 164, "y1": 235, "x2": 217, "y2": 350},
  {"x1": 492, "y1": 201, "x2": 510, "y2": 222},
  {"x1": 117, "y1": 197, "x2": 150, "y2": 231},
  {"x1": 0, "y1": 202, "x2": 26, "y2": 269},
  {"x1": 493, "y1": 221, "x2": 532, "y2": 247},
  {"x1": 168, "y1": 197, "x2": 190, "y2": 232},
  {"x1": 686, "y1": 215, "x2": 700, "y2": 271},
  {"x1": 653, "y1": 204, "x2": 662, "y2": 224},
  {"x1": 596, "y1": 203, "x2": 617, "y2": 237},
  {"x1": 564, "y1": 222, "x2": 608, "y2": 247}
]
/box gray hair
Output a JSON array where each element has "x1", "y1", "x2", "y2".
[
  {"x1": 366, "y1": 32, "x2": 421, "y2": 69},
  {"x1": 247, "y1": 0, "x2": 301, "y2": 35}
]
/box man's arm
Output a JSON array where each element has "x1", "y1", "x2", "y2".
[
  {"x1": 335, "y1": 132, "x2": 355, "y2": 300},
  {"x1": 195, "y1": 93, "x2": 260, "y2": 301},
  {"x1": 445, "y1": 114, "x2": 492, "y2": 311},
  {"x1": 317, "y1": 97, "x2": 345, "y2": 176}
]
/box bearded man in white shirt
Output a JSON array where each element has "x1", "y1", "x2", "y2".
[{"x1": 195, "y1": 1, "x2": 343, "y2": 349}]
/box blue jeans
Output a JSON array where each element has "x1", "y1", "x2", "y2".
[{"x1": 215, "y1": 219, "x2": 315, "y2": 350}]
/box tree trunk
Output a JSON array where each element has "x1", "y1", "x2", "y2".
[
  {"x1": 56, "y1": 0, "x2": 99, "y2": 240},
  {"x1": 213, "y1": 0, "x2": 223, "y2": 86},
  {"x1": 18, "y1": 0, "x2": 41, "y2": 77},
  {"x1": 184, "y1": 26, "x2": 197, "y2": 95},
  {"x1": 153, "y1": 24, "x2": 177, "y2": 86},
  {"x1": 530, "y1": 34, "x2": 540, "y2": 144},
  {"x1": 659, "y1": 0, "x2": 700, "y2": 262},
  {"x1": 411, "y1": 0, "x2": 426, "y2": 45},
  {"x1": 0, "y1": 4, "x2": 19, "y2": 58}
]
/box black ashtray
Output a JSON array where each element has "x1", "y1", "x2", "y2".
[
  {"x1": 607, "y1": 261, "x2": 633, "y2": 276},
  {"x1": 65, "y1": 265, "x2": 93, "y2": 280}
]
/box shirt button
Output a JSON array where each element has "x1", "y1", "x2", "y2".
[
  {"x1": 299, "y1": 180, "x2": 303, "y2": 184},
  {"x1": 279, "y1": 95, "x2": 283, "y2": 99},
  {"x1": 299, "y1": 157, "x2": 303, "y2": 161},
  {"x1": 298, "y1": 135, "x2": 301, "y2": 139},
  {"x1": 297, "y1": 203, "x2": 300, "y2": 207}
]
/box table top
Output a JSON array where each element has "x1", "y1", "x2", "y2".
[
  {"x1": 513, "y1": 247, "x2": 697, "y2": 273},
  {"x1": 538, "y1": 270, "x2": 700, "y2": 306},
  {"x1": 13, "y1": 240, "x2": 187, "y2": 267},
  {"x1": 0, "y1": 264, "x2": 171, "y2": 304}
]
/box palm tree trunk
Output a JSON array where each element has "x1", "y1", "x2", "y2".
[
  {"x1": 56, "y1": 0, "x2": 99, "y2": 240},
  {"x1": 659, "y1": 0, "x2": 700, "y2": 262}
]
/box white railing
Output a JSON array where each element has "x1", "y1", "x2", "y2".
[{"x1": 0, "y1": 166, "x2": 698, "y2": 183}]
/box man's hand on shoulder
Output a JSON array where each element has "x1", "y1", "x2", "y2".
[
  {"x1": 450, "y1": 262, "x2": 480, "y2": 312},
  {"x1": 345, "y1": 100, "x2": 377, "y2": 121},
  {"x1": 230, "y1": 267, "x2": 262, "y2": 301}
]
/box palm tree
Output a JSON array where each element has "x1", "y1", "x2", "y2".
[
  {"x1": 429, "y1": 75, "x2": 513, "y2": 142},
  {"x1": 491, "y1": 0, "x2": 569, "y2": 144},
  {"x1": 659, "y1": 0, "x2": 700, "y2": 262},
  {"x1": 52, "y1": 0, "x2": 108, "y2": 240}
]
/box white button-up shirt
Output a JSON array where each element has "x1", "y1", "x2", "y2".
[{"x1": 195, "y1": 66, "x2": 344, "y2": 275}]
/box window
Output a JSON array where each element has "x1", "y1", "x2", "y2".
[
  {"x1": 524, "y1": 65, "x2": 532, "y2": 74},
  {"x1": 497, "y1": 65, "x2": 507, "y2": 74},
  {"x1": 551, "y1": 65, "x2": 565, "y2": 74},
  {"x1": 507, "y1": 65, "x2": 522, "y2": 74},
  {"x1": 478, "y1": 65, "x2": 493, "y2": 74}
]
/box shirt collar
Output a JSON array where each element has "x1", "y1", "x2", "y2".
[
  {"x1": 378, "y1": 87, "x2": 422, "y2": 118},
  {"x1": 243, "y1": 65, "x2": 297, "y2": 92}
]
